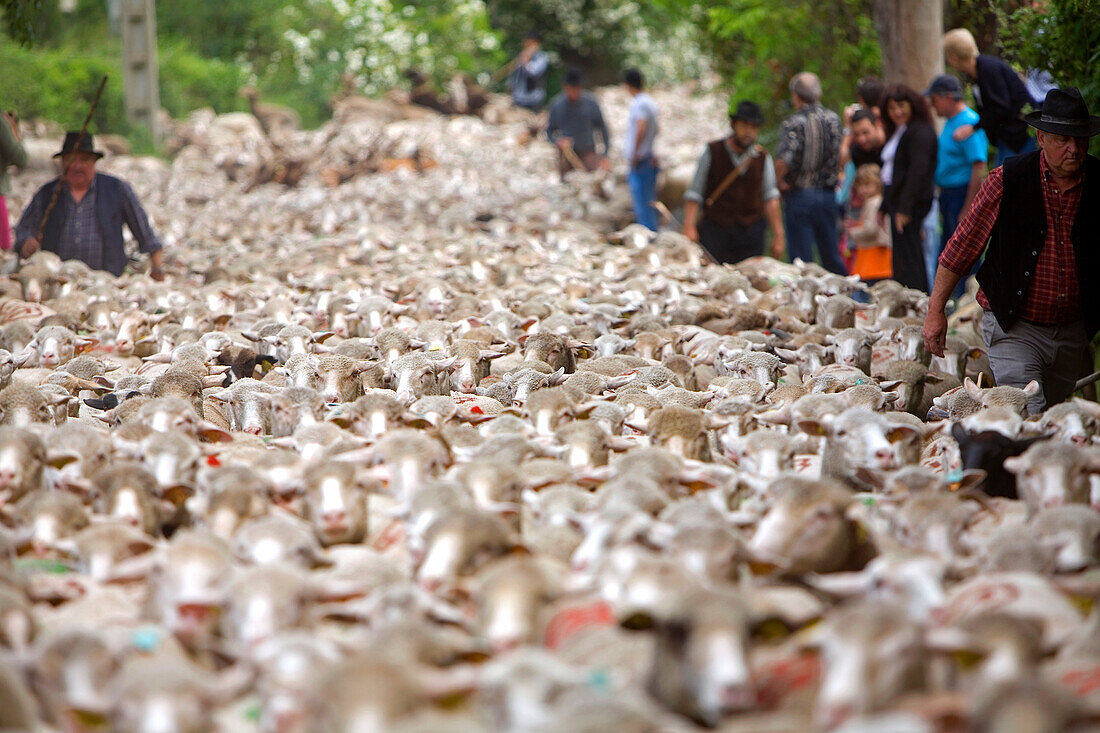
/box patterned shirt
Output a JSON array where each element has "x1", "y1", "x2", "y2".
[
  {"x1": 938, "y1": 151, "x2": 1083, "y2": 324},
  {"x1": 775, "y1": 103, "x2": 842, "y2": 190},
  {"x1": 15, "y1": 175, "x2": 161, "y2": 274}
]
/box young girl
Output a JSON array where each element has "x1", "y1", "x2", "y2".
[{"x1": 844, "y1": 164, "x2": 892, "y2": 283}]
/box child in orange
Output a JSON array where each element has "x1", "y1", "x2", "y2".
[{"x1": 844, "y1": 163, "x2": 892, "y2": 283}]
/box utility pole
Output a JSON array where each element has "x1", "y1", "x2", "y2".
[{"x1": 121, "y1": 0, "x2": 160, "y2": 142}]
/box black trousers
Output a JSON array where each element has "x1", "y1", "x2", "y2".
[
  {"x1": 699, "y1": 217, "x2": 766, "y2": 265},
  {"x1": 889, "y1": 209, "x2": 930, "y2": 293}
]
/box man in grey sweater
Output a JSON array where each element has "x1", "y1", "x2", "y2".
[{"x1": 546, "y1": 68, "x2": 611, "y2": 180}]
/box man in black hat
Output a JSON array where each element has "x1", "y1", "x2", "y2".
[
  {"x1": 923, "y1": 87, "x2": 1100, "y2": 414},
  {"x1": 546, "y1": 68, "x2": 610, "y2": 180},
  {"x1": 682, "y1": 99, "x2": 785, "y2": 264},
  {"x1": 15, "y1": 132, "x2": 164, "y2": 280}
]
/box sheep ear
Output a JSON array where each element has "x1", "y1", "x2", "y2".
[
  {"x1": 432, "y1": 356, "x2": 457, "y2": 371},
  {"x1": 353, "y1": 360, "x2": 378, "y2": 374},
  {"x1": 198, "y1": 423, "x2": 234, "y2": 443},
  {"x1": 547, "y1": 368, "x2": 567, "y2": 386},
  {"x1": 1022, "y1": 380, "x2": 1041, "y2": 398}
]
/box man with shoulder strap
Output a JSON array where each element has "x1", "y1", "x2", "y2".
[
  {"x1": 923, "y1": 87, "x2": 1100, "y2": 415},
  {"x1": 682, "y1": 100, "x2": 785, "y2": 264}
]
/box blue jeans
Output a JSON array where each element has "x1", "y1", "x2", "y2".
[
  {"x1": 921, "y1": 200, "x2": 940, "y2": 291},
  {"x1": 939, "y1": 184, "x2": 977, "y2": 299},
  {"x1": 995, "y1": 136, "x2": 1036, "y2": 166},
  {"x1": 783, "y1": 187, "x2": 846, "y2": 274},
  {"x1": 628, "y1": 159, "x2": 659, "y2": 231}
]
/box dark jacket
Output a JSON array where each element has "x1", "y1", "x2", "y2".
[
  {"x1": 883, "y1": 120, "x2": 937, "y2": 220},
  {"x1": 977, "y1": 151, "x2": 1100, "y2": 336},
  {"x1": 25, "y1": 174, "x2": 153, "y2": 277},
  {"x1": 973, "y1": 54, "x2": 1033, "y2": 151}
]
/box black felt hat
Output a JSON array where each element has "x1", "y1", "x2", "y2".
[
  {"x1": 730, "y1": 100, "x2": 764, "y2": 126},
  {"x1": 1023, "y1": 87, "x2": 1100, "y2": 137},
  {"x1": 53, "y1": 131, "x2": 104, "y2": 159}
]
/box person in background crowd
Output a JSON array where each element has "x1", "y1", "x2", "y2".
[
  {"x1": 840, "y1": 76, "x2": 886, "y2": 168},
  {"x1": 927, "y1": 74, "x2": 988, "y2": 255},
  {"x1": 16, "y1": 132, "x2": 164, "y2": 279},
  {"x1": 0, "y1": 108, "x2": 26, "y2": 252},
  {"x1": 508, "y1": 30, "x2": 550, "y2": 112},
  {"x1": 838, "y1": 108, "x2": 885, "y2": 216},
  {"x1": 848, "y1": 109, "x2": 885, "y2": 169},
  {"x1": 774, "y1": 71, "x2": 845, "y2": 274},
  {"x1": 682, "y1": 100, "x2": 784, "y2": 264},
  {"x1": 880, "y1": 84, "x2": 937, "y2": 293},
  {"x1": 924, "y1": 87, "x2": 1100, "y2": 415},
  {"x1": 622, "y1": 68, "x2": 659, "y2": 231},
  {"x1": 546, "y1": 68, "x2": 611, "y2": 181},
  {"x1": 944, "y1": 27, "x2": 1037, "y2": 166},
  {"x1": 845, "y1": 163, "x2": 892, "y2": 284}
]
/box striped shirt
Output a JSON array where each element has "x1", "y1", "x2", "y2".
[
  {"x1": 938, "y1": 151, "x2": 1083, "y2": 325},
  {"x1": 775, "y1": 103, "x2": 842, "y2": 190}
]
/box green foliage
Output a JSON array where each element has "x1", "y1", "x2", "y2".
[
  {"x1": 158, "y1": 41, "x2": 248, "y2": 119},
  {"x1": 0, "y1": 38, "x2": 126, "y2": 131},
  {"x1": 0, "y1": 0, "x2": 54, "y2": 46},
  {"x1": 688, "y1": 0, "x2": 881, "y2": 143},
  {"x1": 999, "y1": 0, "x2": 1100, "y2": 106},
  {"x1": 486, "y1": 0, "x2": 710, "y2": 86}
]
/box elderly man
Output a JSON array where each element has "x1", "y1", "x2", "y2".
[
  {"x1": 15, "y1": 132, "x2": 163, "y2": 280},
  {"x1": 923, "y1": 88, "x2": 1100, "y2": 414},
  {"x1": 774, "y1": 71, "x2": 845, "y2": 274},
  {"x1": 682, "y1": 100, "x2": 784, "y2": 264},
  {"x1": 546, "y1": 68, "x2": 610, "y2": 180}
]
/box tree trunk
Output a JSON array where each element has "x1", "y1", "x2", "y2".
[{"x1": 874, "y1": 0, "x2": 944, "y2": 90}]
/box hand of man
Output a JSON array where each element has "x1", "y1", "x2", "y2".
[
  {"x1": 19, "y1": 237, "x2": 40, "y2": 259},
  {"x1": 150, "y1": 267, "x2": 166, "y2": 282},
  {"x1": 597, "y1": 157, "x2": 611, "y2": 172},
  {"x1": 682, "y1": 223, "x2": 698, "y2": 243},
  {"x1": 952, "y1": 124, "x2": 975, "y2": 143},
  {"x1": 556, "y1": 137, "x2": 572, "y2": 151},
  {"x1": 923, "y1": 309, "x2": 948, "y2": 358},
  {"x1": 894, "y1": 213, "x2": 911, "y2": 233},
  {"x1": 770, "y1": 232, "x2": 786, "y2": 260}
]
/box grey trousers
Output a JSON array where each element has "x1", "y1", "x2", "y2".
[{"x1": 981, "y1": 310, "x2": 1090, "y2": 415}]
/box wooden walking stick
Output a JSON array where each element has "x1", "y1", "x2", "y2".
[
  {"x1": 34, "y1": 75, "x2": 109, "y2": 243},
  {"x1": 561, "y1": 139, "x2": 587, "y2": 172},
  {"x1": 651, "y1": 200, "x2": 719, "y2": 266}
]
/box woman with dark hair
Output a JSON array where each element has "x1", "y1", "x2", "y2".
[{"x1": 880, "y1": 84, "x2": 937, "y2": 292}]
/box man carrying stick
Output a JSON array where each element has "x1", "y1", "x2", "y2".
[
  {"x1": 682, "y1": 100, "x2": 785, "y2": 264},
  {"x1": 15, "y1": 131, "x2": 164, "y2": 280},
  {"x1": 546, "y1": 68, "x2": 610, "y2": 181}
]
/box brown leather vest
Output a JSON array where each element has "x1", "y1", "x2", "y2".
[{"x1": 703, "y1": 138, "x2": 766, "y2": 227}]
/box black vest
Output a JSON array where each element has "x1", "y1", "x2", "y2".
[
  {"x1": 703, "y1": 139, "x2": 765, "y2": 228},
  {"x1": 976, "y1": 151, "x2": 1100, "y2": 336}
]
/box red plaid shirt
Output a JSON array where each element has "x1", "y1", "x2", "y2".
[{"x1": 939, "y1": 151, "x2": 1084, "y2": 324}]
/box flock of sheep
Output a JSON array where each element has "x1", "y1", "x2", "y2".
[{"x1": 0, "y1": 86, "x2": 1099, "y2": 732}]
